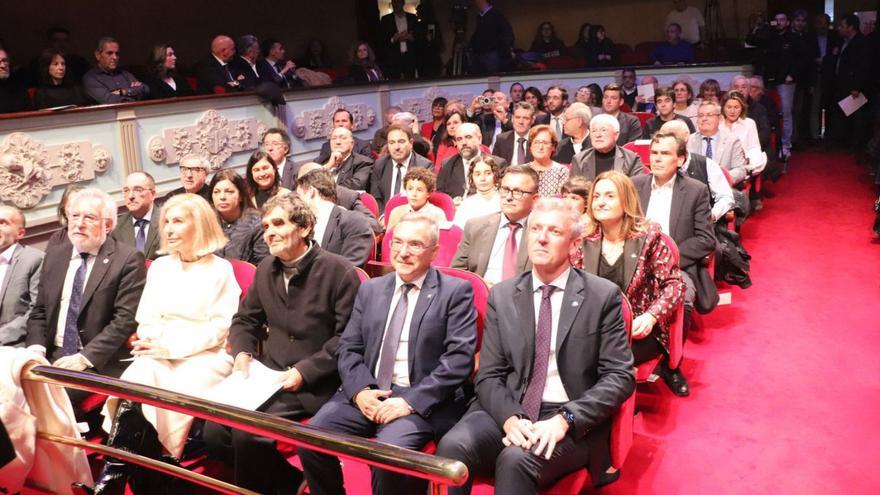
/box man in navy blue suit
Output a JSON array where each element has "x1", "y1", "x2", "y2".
[{"x1": 299, "y1": 213, "x2": 477, "y2": 495}]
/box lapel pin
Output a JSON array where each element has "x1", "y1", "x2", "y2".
[
  {"x1": 103, "y1": 258, "x2": 109, "y2": 264},
  {"x1": 427, "y1": 294, "x2": 433, "y2": 299},
  {"x1": 572, "y1": 301, "x2": 579, "y2": 307}
]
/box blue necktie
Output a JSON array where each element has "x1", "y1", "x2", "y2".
[
  {"x1": 61, "y1": 253, "x2": 89, "y2": 357},
  {"x1": 135, "y1": 219, "x2": 148, "y2": 253},
  {"x1": 704, "y1": 137, "x2": 714, "y2": 159},
  {"x1": 376, "y1": 283, "x2": 414, "y2": 390}
]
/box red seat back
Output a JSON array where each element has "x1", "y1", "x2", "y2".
[
  {"x1": 354, "y1": 266, "x2": 370, "y2": 282},
  {"x1": 436, "y1": 267, "x2": 488, "y2": 352},
  {"x1": 359, "y1": 192, "x2": 380, "y2": 219},
  {"x1": 228, "y1": 259, "x2": 257, "y2": 301},
  {"x1": 382, "y1": 194, "x2": 408, "y2": 227},
  {"x1": 631, "y1": 111, "x2": 654, "y2": 130},
  {"x1": 623, "y1": 140, "x2": 651, "y2": 166},
  {"x1": 428, "y1": 192, "x2": 456, "y2": 221}
]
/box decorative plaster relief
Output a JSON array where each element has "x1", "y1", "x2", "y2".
[
  {"x1": 148, "y1": 109, "x2": 260, "y2": 170},
  {"x1": 292, "y1": 96, "x2": 376, "y2": 140},
  {"x1": 395, "y1": 86, "x2": 473, "y2": 124},
  {"x1": 0, "y1": 132, "x2": 111, "y2": 209}
]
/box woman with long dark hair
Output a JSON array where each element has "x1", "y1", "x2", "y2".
[{"x1": 143, "y1": 44, "x2": 193, "y2": 99}]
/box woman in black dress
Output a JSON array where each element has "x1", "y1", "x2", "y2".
[
  {"x1": 33, "y1": 49, "x2": 87, "y2": 109},
  {"x1": 143, "y1": 44, "x2": 194, "y2": 100}
]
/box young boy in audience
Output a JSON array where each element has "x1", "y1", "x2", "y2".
[
  {"x1": 643, "y1": 87, "x2": 696, "y2": 138},
  {"x1": 385, "y1": 167, "x2": 447, "y2": 230}
]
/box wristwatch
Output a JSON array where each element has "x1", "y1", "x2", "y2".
[{"x1": 559, "y1": 408, "x2": 576, "y2": 435}]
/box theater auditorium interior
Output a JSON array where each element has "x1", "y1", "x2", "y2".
[{"x1": 1, "y1": 0, "x2": 879, "y2": 494}]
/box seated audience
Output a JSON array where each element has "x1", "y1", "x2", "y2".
[
  {"x1": 526, "y1": 124, "x2": 570, "y2": 196},
  {"x1": 730, "y1": 76, "x2": 772, "y2": 153},
  {"x1": 297, "y1": 162, "x2": 382, "y2": 234},
  {"x1": 535, "y1": 86, "x2": 567, "y2": 140},
  {"x1": 633, "y1": 133, "x2": 718, "y2": 316},
  {"x1": 95, "y1": 193, "x2": 239, "y2": 493},
  {"x1": 452, "y1": 165, "x2": 537, "y2": 286},
  {"x1": 26, "y1": 188, "x2": 146, "y2": 405},
  {"x1": 530, "y1": 22, "x2": 566, "y2": 59},
  {"x1": 228, "y1": 35, "x2": 269, "y2": 90},
  {"x1": 296, "y1": 169, "x2": 374, "y2": 267},
  {"x1": 245, "y1": 150, "x2": 290, "y2": 208},
  {"x1": 0, "y1": 49, "x2": 31, "y2": 113},
  {"x1": 302, "y1": 38, "x2": 332, "y2": 70},
  {"x1": 34, "y1": 49, "x2": 87, "y2": 109},
  {"x1": 197, "y1": 35, "x2": 244, "y2": 94},
  {"x1": 619, "y1": 68, "x2": 639, "y2": 109},
  {"x1": 574, "y1": 85, "x2": 592, "y2": 105},
  {"x1": 370, "y1": 124, "x2": 435, "y2": 214},
  {"x1": 210, "y1": 170, "x2": 269, "y2": 265},
  {"x1": 389, "y1": 111, "x2": 432, "y2": 158},
  {"x1": 600, "y1": 83, "x2": 642, "y2": 145},
  {"x1": 433, "y1": 106, "x2": 467, "y2": 167},
  {"x1": 112, "y1": 172, "x2": 161, "y2": 260},
  {"x1": 651, "y1": 23, "x2": 696, "y2": 64},
  {"x1": 437, "y1": 122, "x2": 508, "y2": 201},
  {"x1": 167, "y1": 154, "x2": 212, "y2": 202},
  {"x1": 720, "y1": 91, "x2": 767, "y2": 177},
  {"x1": 348, "y1": 41, "x2": 385, "y2": 83},
  {"x1": 259, "y1": 38, "x2": 302, "y2": 88},
  {"x1": 47, "y1": 184, "x2": 84, "y2": 247},
  {"x1": 299, "y1": 214, "x2": 477, "y2": 495},
  {"x1": 661, "y1": 120, "x2": 735, "y2": 222},
  {"x1": 582, "y1": 171, "x2": 688, "y2": 398},
  {"x1": 421, "y1": 96, "x2": 448, "y2": 152},
  {"x1": 386, "y1": 167, "x2": 447, "y2": 230},
  {"x1": 555, "y1": 102, "x2": 593, "y2": 164},
  {"x1": 672, "y1": 79, "x2": 699, "y2": 119},
  {"x1": 509, "y1": 82, "x2": 525, "y2": 108},
  {"x1": 561, "y1": 176, "x2": 592, "y2": 221},
  {"x1": 0, "y1": 206, "x2": 44, "y2": 347},
  {"x1": 494, "y1": 101, "x2": 536, "y2": 165},
  {"x1": 371, "y1": 105, "x2": 403, "y2": 155},
  {"x1": 523, "y1": 87, "x2": 548, "y2": 122},
  {"x1": 453, "y1": 155, "x2": 502, "y2": 229},
  {"x1": 696, "y1": 78, "x2": 721, "y2": 105},
  {"x1": 262, "y1": 127, "x2": 297, "y2": 189},
  {"x1": 204, "y1": 193, "x2": 361, "y2": 494},
  {"x1": 315, "y1": 108, "x2": 373, "y2": 164},
  {"x1": 322, "y1": 127, "x2": 373, "y2": 190},
  {"x1": 585, "y1": 24, "x2": 617, "y2": 66},
  {"x1": 39, "y1": 26, "x2": 91, "y2": 83},
  {"x1": 587, "y1": 83, "x2": 603, "y2": 109},
  {"x1": 687, "y1": 101, "x2": 749, "y2": 185},
  {"x1": 143, "y1": 44, "x2": 194, "y2": 99},
  {"x1": 572, "y1": 114, "x2": 645, "y2": 181},
  {"x1": 643, "y1": 86, "x2": 696, "y2": 138},
  {"x1": 436, "y1": 197, "x2": 634, "y2": 495},
  {"x1": 83, "y1": 37, "x2": 149, "y2": 103}
]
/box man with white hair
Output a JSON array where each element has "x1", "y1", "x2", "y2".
[
  {"x1": 27, "y1": 188, "x2": 146, "y2": 402},
  {"x1": 686, "y1": 100, "x2": 749, "y2": 185},
  {"x1": 323, "y1": 127, "x2": 373, "y2": 190},
  {"x1": 554, "y1": 102, "x2": 592, "y2": 164},
  {"x1": 570, "y1": 114, "x2": 644, "y2": 181},
  {"x1": 436, "y1": 122, "x2": 508, "y2": 199}
]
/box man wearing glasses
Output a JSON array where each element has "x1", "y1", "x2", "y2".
[
  {"x1": 452, "y1": 165, "x2": 538, "y2": 286},
  {"x1": 166, "y1": 154, "x2": 212, "y2": 202},
  {"x1": 686, "y1": 100, "x2": 748, "y2": 185},
  {"x1": 299, "y1": 214, "x2": 476, "y2": 495},
  {"x1": 112, "y1": 172, "x2": 161, "y2": 260}
]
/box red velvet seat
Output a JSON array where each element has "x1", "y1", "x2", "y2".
[
  {"x1": 623, "y1": 140, "x2": 651, "y2": 167},
  {"x1": 541, "y1": 56, "x2": 577, "y2": 70},
  {"x1": 228, "y1": 259, "x2": 257, "y2": 301},
  {"x1": 631, "y1": 111, "x2": 654, "y2": 131}
]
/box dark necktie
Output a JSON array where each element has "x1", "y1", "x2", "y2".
[
  {"x1": 502, "y1": 222, "x2": 522, "y2": 280},
  {"x1": 703, "y1": 137, "x2": 713, "y2": 159},
  {"x1": 394, "y1": 163, "x2": 404, "y2": 196},
  {"x1": 376, "y1": 283, "x2": 414, "y2": 390},
  {"x1": 516, "y1": 137, "x2": 527, "y2": 165},
  {"x1": 135, "y1": 218, "x2": 148, "y2": 254},
  {"x1": 223, "y1": 64, "x2": 234, "y2": 82},
  {"x1": 553, "y1": 117, "x2": 563, "y2": 139},
  {"x1": 521, "y1": 285, "x2": 556, "y2": 421},
  {"x1": 61, "y1": 253, "x2": 89, "y2": 357}
]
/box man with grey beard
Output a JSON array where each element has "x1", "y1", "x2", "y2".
[{"x1": 436, "y1": 122, "x2": 508, "y2": 200}]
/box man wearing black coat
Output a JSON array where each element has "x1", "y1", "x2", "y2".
[
  {"x1": 827, "y1": 14, "x2": 870, "y2": 152},
  {"x1": 196, "y1": 35, "x2": 244, "y2": 94},
  {"x1": 469, "y1": 0, "x2": 514, "y2": 74},
  {"x1": 380, "y1": 0, "x2": 423, "y2": 79}
]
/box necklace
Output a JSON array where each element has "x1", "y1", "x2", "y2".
[{"x1": 601, "y1": 238, "x2": 624, "y2": 263}]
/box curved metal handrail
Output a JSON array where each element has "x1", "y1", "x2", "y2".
[{"x1": 23, "y1": 364, "x2": 467, "y2": 492}]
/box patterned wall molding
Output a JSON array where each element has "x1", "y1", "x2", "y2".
[{"x1": 148, "y1": 109, "x2": 261, "y2": 170}]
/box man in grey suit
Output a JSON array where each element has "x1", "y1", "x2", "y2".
[
  {"x1": 112, "y1": 172, "x2": 161, "y2": 260},
  {"x1": 600, "y1": 83, "x2": 642, "y2": 145},
  {"x1": 687, "y1": 100, "x2": 749, "y2": 185},
  {"x1": 437, "y1": 197, "x2": 635, "y2": 494},
  {"x1": 452, "y1": 165, "x2": 536, "y2": 286},
  {"x1": 0, "y1": 206, "x2": 43, "y2": 347},
  {"x1": 571, "y1": 114, "x2": 645, "y2": 181}
]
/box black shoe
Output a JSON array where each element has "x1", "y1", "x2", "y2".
[
  {"x1": 660, "y1": 364, "x2": 690, "y2": 397},
  {"x1": 594, "y1": 469, "x2": 621, "y2": 488}
]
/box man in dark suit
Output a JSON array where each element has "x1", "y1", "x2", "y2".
[
  {"x1": 259, "y1": 38, "x2": 302, "y2": 89},
  {"x1": 370, "y1": 125, "x2": 434, "y2": 214},
  {"x1": 203, "y1": 193, "x2": 361, "y2": 493},
  {"x1": 299, "y1": 214, "x2": 477, "y2": 495},
  {"x1": 600, "y1": 83, "x2": 642, "y2": 145},
  {"x1": 476, "y1": 91, "x2": 512, "y2": 147},
  {"x1": 437, "y1": 197, "x2": 635, "y2": 495},
  {"x1": 571, "y1": 114, "x2": 644, "y2": 181},
  {"x1": 296, "y1": 169, "x2": 374, "y2": 267},
  {"x1": 469, "y1": 0, "x2": 515, "y2": 73},
  {"x1": 315, "y1": 109, "x2": 373, "y2": 163},
  {"x1": 536, "y1": 86, "x2": 568, "y2": 140},
  {"x1": 380, "y1": 0, "x2": 423, "y2": 79},
  {"x1": 26, "y1": 188, "x2": 146, "y2": 402},
  {"x1": 828, "y1": 14, "x2": 870, "y2": 151},
  {"x1": 196, "y1": 35, "x2": 244, "y2": 94},
  {"x1": 0, "y1": 206, "x2": 43, "y2": 347},
  {"x1": 321, "y1": 127, "x2": 373, "y2": 190},
  {"x1": 554, "y1": 102, "x2": 592, "y2": 164},
  {"x1": 298, "y1": 162, "x2": 382, "y2": 234},
  {"x1": 494, "y1": 101, "x2": 535, "y2": 165},
  {"x1": 633, "y1": 133, "x2": 717, "y2": 395},
  {"x1": 452, "y1": 165, "x2": 535, "y2": 286},
  {"x1": 165, "y1": 154, "x2": 213, "y2": 203},
  {"x1": 227, "y1": 35, "x2": 266, "y2": 90},
  {"x1": 112, "y1": 172, "x2": 161, "y2": 260},
  {"x1": 262, "y1": 127, "x2": 299, "y2": 189},
  {"x1": 437, "y1": 122, "x2": 508, "y2": 199}
]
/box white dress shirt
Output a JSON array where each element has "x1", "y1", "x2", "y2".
[
  {"x1": 645, "y1": 175, "x2": 677, "y2": 235},
  {"x1": 394, "y1": 13, "x2": 409, "y2": 53},
  {"x1": 312, "y1": 201, "x2": 336, "y2": 246},
  {"x1": 484, "y1": 215, "x2": 526, "y2": 285},
  {"x1": 723, "y1": 118, "x2": 766, "y2": 174},
  {"x1": 682, "y1": 154, "x2": 734, "y2": 221},
  {"x1": 0, "y1": 244, "x2": 16, "y2": 290},
  {"x1": 390, "y1": 153, "x2": 414, "y2": 197},
  {"x1": 374, "y1": 271, "x2": 428, "y2": 387},
  {"x1": 530, "y1": 268, "x2": 571, "y2": 403},
  {"x1": 509, "y1": 133, "x2": 529, "y2": 165},
  {"x1": 132, "y1": 206, "x2": 154, "y2": 239},
  {"x1": 53, "y1": 247, "x2": 99, "y2": 348}
]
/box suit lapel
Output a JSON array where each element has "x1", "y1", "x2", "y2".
[
  {"x1": 322, "y1": 207, "x2": 340, "y2": 247},
  {"x1": 669, "y1": 175, "x2": 685, "y2": 240},
  {"x1": 0, "y1": 244, "x2": 21, "y2": 302},
  {"x1": 116, "y1": 214, "x2": 136, "y2": 244},
  {"x1": 582, "y1": 238, "x2": 601, "y2": 274},
  {"x1": 146, "y1": 207, "x2": 162, "y2": 255},
  {"x1": 475, "y1": 213, "x2": 501, "y2": 276},
  {"x1": 80, "y1": 238, "x2": 115, "y2": 310},
  {"x1": 367, "y1": 274, "x2": 397, "y2": 370},
  {"x1": 623, "y1": 235, "x2": 646, "y2": 289},
  {"x1": 585, "y1": 149, "x2": 597, "y2": 179},
  {"x1": 407, "y1": 269, "x2": 438, "y2": 375},
  {"x1": 556, "y1": 270, "x2": 585, "y2": 353},
  {"x1": 513, "y1": 275, "x2": 536, "y2": 368},
  {"x1": 516, "y1": 218, "x2": 530, "y2": 271}
]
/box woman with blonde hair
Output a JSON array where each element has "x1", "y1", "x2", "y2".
[{"x1": 95, "y1": 193, "x2": 240, "y2": 494}]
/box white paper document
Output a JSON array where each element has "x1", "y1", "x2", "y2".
[
  {"x1": 838, "y1": 93, "x2": 868, "y2": 117},
  {"x1": 207, "y1": 360, "x2": 286, "y2": 410},
  {"x1": 637, "y1": 84, "x2": 655, "y2": 100}
]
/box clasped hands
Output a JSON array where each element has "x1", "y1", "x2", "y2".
[
  {"x1": 502, "y1": 414, "x2": 569, "y2": 460},
  {"x1": 355, "y1": 388, "x2": 412, "y2": 424}
]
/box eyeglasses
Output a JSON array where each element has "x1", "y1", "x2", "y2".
[
  {"x1": 390, "y1": 239, "x2": 434, "y2": 254},
  {"x1": 499, "y1": 186, "x2": 537, "y2": 199},
  {"x1": 68, "y1": 212, "x2": 101, "y2": 225},
  {"x1": 531, "y1": 139, "x2": 553, "y2": 147},
  {"x1": 122, "y1": 187, "x2": 154, "y2": 195},
  {"x1": 180, "y1": 166, "x2": 207, "y2": 175},
  {"x1": 697, "y1": 113, "x2": 721, "y2": 119}
]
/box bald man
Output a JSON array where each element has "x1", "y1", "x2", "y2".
[
  {"x1": 112, "y1": 172, "x2": 162, "y2": 260},
  {"x1": 197, "y1": 35, "x2": 245, "y2": 93},
  {"x1": 323, "y1": 127, "x2": 373, "y2": 190},
  {"x1": 436, "y1": 122, "x2": 508, "y2": 199}
]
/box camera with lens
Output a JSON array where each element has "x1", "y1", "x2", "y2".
[{"x1": 479, "y1": 96, "x2": 493, "y2": 106}]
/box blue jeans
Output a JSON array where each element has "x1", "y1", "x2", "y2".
[{"x1": 775, "y1": 82, "x2": 796, "y2": 154}]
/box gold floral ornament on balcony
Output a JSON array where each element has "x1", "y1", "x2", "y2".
[
  {"x1": 148, "y1": 109, "x2": 261, "y2": 170},
  {"x1": 292, "y1": 96, "x2": 376, "y2": 140},
  {"x1": 0, "y1": 132, "x2": 112, "y2": 209}
]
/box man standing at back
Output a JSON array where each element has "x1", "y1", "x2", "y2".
[
  {"x1": 112, "y1": 172, "x2": 161, "y2": 260},
  {"x1": 0, "y1": 206, "x2": 43, "y2": 347},
  {"x1": 469, "y1": 0, "x2": 515, "y2": 74}
]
